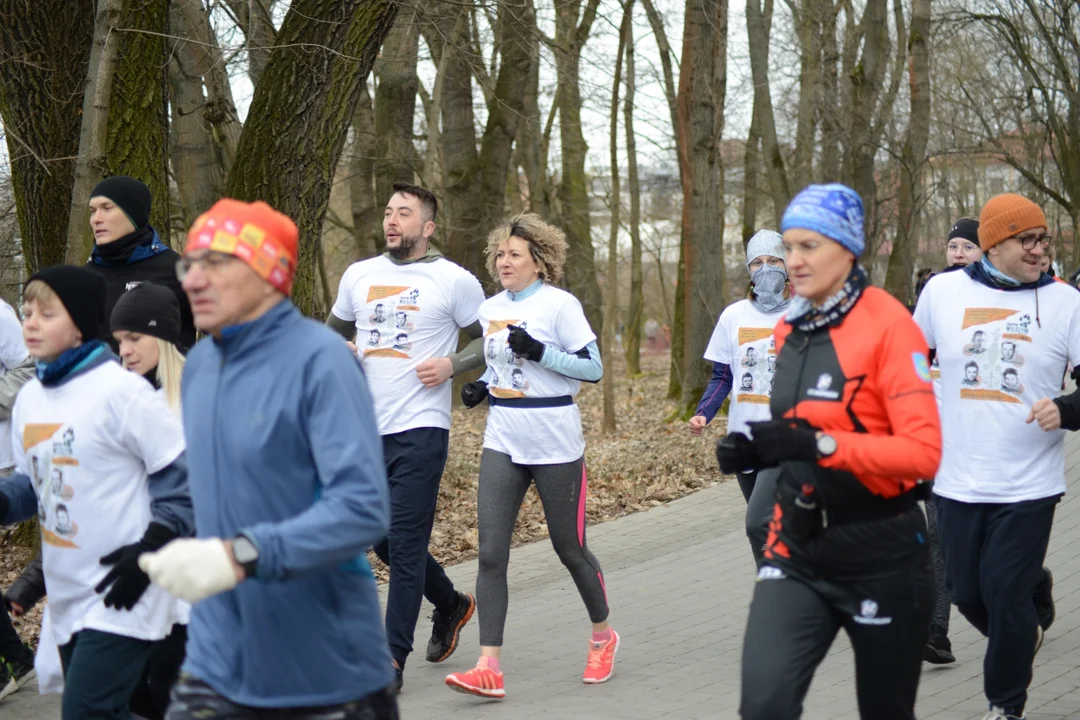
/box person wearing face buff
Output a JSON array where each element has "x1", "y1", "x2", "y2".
[
  {"x1": 718, "y1": 184, "x2": 942, "y2": 720},
  {"x1": 689, "y1": 229, "x2": 789, "y2": 565},
  {"x1": 82, "y1": 176, "x2": 196, "y2": 353}
]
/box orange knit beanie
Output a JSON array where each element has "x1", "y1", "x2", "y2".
[{"x1": 977, "y1": 194, "x2": 1047, "y2": 251}]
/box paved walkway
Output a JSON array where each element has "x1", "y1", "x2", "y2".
[{"x1": 7, "y1": 436, "x2": 1080, "y2": 719}]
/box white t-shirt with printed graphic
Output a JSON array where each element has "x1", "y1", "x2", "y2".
[
  {"x1": 0, "y1": 299, "x2": 29, "y2": 471},
  {"x1": 479, "y1": 284, "x2": 596, "y2": 465},
  {"x1": 332, "y1": 255, "x2": 485, "y2": 436},
  {"x1": 11, "y1": 361, "x2": 187, "y2": 645},
  {"x1": 703, "y1": 299, "x2": 782, "y2": 437},
  {"x1": 914, "y1": 270, "x2": 1080, "y2": 503}
]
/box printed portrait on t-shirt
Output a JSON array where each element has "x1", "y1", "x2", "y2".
[
  {"x1": 51, "y1": 467, "x2": 64, "y2": 495},
  {"x1": 965, "y1": 330, "x2": 988, "y2": 355},
  {"x1": 767, "y1": 355, "x2": 777, "y2": 373},
  {"x1": 511, "y1": 368, "x2": 528, "y2": 390},
  {"x1": 393, "y1": 332, "x2": 411, "y2": 351},
  {"x1": 1001, "y1": 367, "x2": 1023, "y2": 394},
  {"x1": 765, "y1": 376, "x2": 773, "y2": 396},
  {"x1": 504, "y1": 344, "x2": 517, "y2": 365},
  {"x1": 53, "y1": 427, "x2": 74, "y2": 457},
  {"x1": 743, "y1": 347, "x2": 759, "y2": 367},
  {"x1": 395, "y1": 311, "x2": 409, "y2": 329},
  {"x1": 30, "y1": 456, "x2": 41, "y2": 488},
  {"x1": 962, "y1": 361, "x2": 980, "y2": 386},
  {"x1": 368, "y1": 329, "x2": 381, "y2": 346},
  {"x1": 54, "y1": 503, "x2": 74, "y2": 537},
  {"x1": 486, "y1": 337, "x2": 497, "y2": 360},
  {"x1": 740, "y1": 372, "x2": 754, "y2": 391},
  {"x1": 370, "y1": 303, "x2": 386, "y2": 324}
]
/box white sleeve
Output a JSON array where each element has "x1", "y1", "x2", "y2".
[
  {"x1": 1066, "y1": 295, "x2": 1080, "y2": 367},
  {"x1": 912, "y1": 282, "x2": 935, "y2": 349},
  {"x1": 117, "y1": 382, "x2": 186, "y2": 473},
  {"x1": 11, "y1": 393, "x2": 26, "y2": 475},
  {"x1": 451, "y1": 269, "x2": 485, "y2": 328},
  {"x1": 0, "y1": 303, "x2": 28, "y2": 370},
  {"x1": 330, "y1": 266, "x2": 357, "y2": 322},
  {"x1": 704, "y1": 307, "x2": 734, "y2": 364},
  {"x1": 554, "y1": 294, "x2": 597, "y2": 353}
]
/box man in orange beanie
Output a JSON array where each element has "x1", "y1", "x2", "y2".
[
  {"x1": 139, "y1": 199, "x2": 400, "y2": 718},
  {"x1": 914, "y1": 192, "x2": 1080, "y2": 720}
]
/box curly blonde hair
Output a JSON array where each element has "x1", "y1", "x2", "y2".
[{"x1": 484, "y1": 213, "x2": 569, "y2": 285}]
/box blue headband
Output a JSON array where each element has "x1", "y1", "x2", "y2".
[{"x1": 781, "y1": 183, "x2": 865, "y2": 256}]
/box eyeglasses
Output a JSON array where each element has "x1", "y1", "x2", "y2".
[
  {"x1": 1011, "y1": 235, "x2": 1052, "y2": 251},
  {"x1": 175, "y1": 251, "x2": 236, "y2": 281}
]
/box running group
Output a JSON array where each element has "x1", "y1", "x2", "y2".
[{"x1": 0, "y1": 177, "x2": 1073, "y2": 720}]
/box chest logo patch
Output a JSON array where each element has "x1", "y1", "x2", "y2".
[
  {"x1": 913, "y1": 352, "x2": 931, "y2": 383},
  {"x1": 807, "y1": 373, "x2": 840, "y2": 400}
]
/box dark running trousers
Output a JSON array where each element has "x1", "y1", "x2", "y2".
[
  {"x1": 129, "y1": 623, "x2": 188, "y2": 720},
  {"x1": 371, "y1": 427, "x2": 460, "y2": 667},
  {"x1": 744, "y1": 468, "x2": 779, "y2": 567},
  {"x1": 935, "y1": 494, "x2": 1058, "y2": 713},
  {"x1": 923, "y1": 490, "x2": 951, "y2": 634},
  {"x1": 58, "y1": 629, "x2": 153, "y2": 720},
  {"x1": 475, "y1": 449, "x2": 609, "y2": 646},
  {"x1": 741, "y1": 558, "x2": 933, "y2": 719},
  {"x1": 165, "y1": 675, "x2": 399, "y2": 719}
]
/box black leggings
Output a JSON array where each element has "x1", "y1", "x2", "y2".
[
  {"x1": 741, "y1": 555, "x2": 933, "y2": 719},
  {"x1": 475, "y1": 449, "x2": 609, "y2": 646}
]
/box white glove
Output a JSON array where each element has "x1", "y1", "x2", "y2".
[{"x1": 139, "y1": 538, "x2": 242, "y2": 604}]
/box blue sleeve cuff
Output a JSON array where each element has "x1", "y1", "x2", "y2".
[
  {"x1": 0, "y1": 473, "x2": 38, "y2": 526},
  {"x1": 696, "y1": 362, "x2": 733, "y2": 423}
]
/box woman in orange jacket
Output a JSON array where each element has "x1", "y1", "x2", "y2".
[{"x1": 718, "y1": 183, "x2": 942, "y2": 720}]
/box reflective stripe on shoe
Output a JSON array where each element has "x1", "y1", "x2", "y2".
[{"x1": 445, "y1": 666, "x2": 505, "y2": 699}]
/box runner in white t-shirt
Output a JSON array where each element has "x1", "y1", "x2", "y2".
[
  {"x1": 688, "y1": 230, "x2": 789, "y2": 566},
  {"x1": 327, "y1": 183, "x2": 486, "y2": 691},
  {"x1": 913, "y1": 194, "x2": 1080, "y2": 720},
  {"x1": 445, "y1": 214, "x2": 616, "y2": 700},
  {"x1": 0, "y1": 265, "x2": 192, "y2": 719}
]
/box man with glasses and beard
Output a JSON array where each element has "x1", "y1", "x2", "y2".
[{"x1": 326, "y1": 183, "x2": 486, "y2": 693}]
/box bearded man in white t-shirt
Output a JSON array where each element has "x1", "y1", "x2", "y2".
[
  {"x1": 327, "y1": 183, "x2": 487, "y2": 693},
  {"x1": 913, "y1": 193, "x2": 1080, "y2": 720}
]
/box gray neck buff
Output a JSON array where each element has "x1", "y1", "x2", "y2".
[{"x1": 750, "y1": 265, "x2": 790, "y2": 313}]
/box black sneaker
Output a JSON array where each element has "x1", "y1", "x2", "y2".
[
  {"x1": 923, "y1": 635, "x2": 956, "y2": 664},
  {"x1": 389, "y1": 659, "x2": 403, "y2": 696},
  {"x1": 426, "y1": 592, "x2": 475, "y2": 663},
  {"x1": 0, "y1": 663, "x2": 14, "y2": 702},
  {"x1": 1035, "y1": 567, "x2": 1055, "y2": 631}
]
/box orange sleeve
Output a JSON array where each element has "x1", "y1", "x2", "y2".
[{"x1": 819, "y1": 314, "x2": 942, "y2": 483}]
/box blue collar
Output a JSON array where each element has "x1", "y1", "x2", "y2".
[
  {"x1": 965, "y1": 256, "x2": 1054, "y2": 292},
  {"x1": 36, "y1": 341, "x2": 114, "y2": 387},
  {"x1": 212, "y1": 299, "x2": 294, "y2": 355},
  {"x1": 508, "y1": 279, "x2": 544, "y2": 302}
]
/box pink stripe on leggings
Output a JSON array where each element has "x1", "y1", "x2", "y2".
[{"x1": 577, "y1": 463, "x2": 588, "y2": 547}]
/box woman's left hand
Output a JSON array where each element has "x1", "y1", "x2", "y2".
[{"x1": 747, "y1": 420, "x2": 818, "y2": 465}]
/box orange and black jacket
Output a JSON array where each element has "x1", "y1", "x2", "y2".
[{"x1": 763, "y1": 287, "x2": 942, "y2": 565}]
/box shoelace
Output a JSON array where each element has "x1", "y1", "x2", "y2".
[{"x1": 586, "y1": 643, "x2": 607, "y2": 669}]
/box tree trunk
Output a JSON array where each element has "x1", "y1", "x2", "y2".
[
  {"x1": 677, "y1": 0, "x2": 729, "y2": 413},
  {"x1": 373, "y1": 7, "x2": 419, "y2": 207},
  {"x1": 169, "y1": 2, "x2": 226, "y2": 228},
  {"x1": 64, "y1": 0, "x2": 127, "y2": 263},
  {"x1": 555, "y1": 0, "x2": 605, "y2": 339},
  {"x1": 0, "y1": 0, "x2": 95, "y2": 274},
  {"x1": 746, "y1": 0, "x2": 788, "y2": 226},
  {"x1": 517, "y1": 12, "x2": 547, "y2": 217},
  {"x1": 349, "y1": 83, "x2": 379, "y2": 259},
  {"x1": 425, "y1": 7, "x2": 483, "y2": 275},
  {"x1": 819, "y1": 0, "x2": 841, "y2": 180},
  {"x1": 741, "y1": 106, "x2": 761, "y2": 244},
  {"x1": 225, "y1": 0, "x2": 278, "y2": 87},
  {"x1": 177, "y1": 0, "x2": 243, "y2": 178},
  {"x1": 884, "y1": 0, "x2": 931, "y2": 306},
  {"x1": 624, "y1": 14, "x2": 644, "y2": 376},
  {"x1": 225, "y1": 0, "x2": 398, "y2": 317},
  {"x1": 603, "y1": 3, "x2": 629, "y2": 434},
  {"x1": 792, "y1": 0, "x2": 820, "y2": 190}
]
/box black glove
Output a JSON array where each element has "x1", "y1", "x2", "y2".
[
  {"x1": 506, "y1": 324, "x2": 545, "y2": 362},
  {"x1": 716, "y1": 432, "x2": 764, "y2": 474},
  {"x1": 96, "y1": 521, "x2": 177, "y2": 610},
  {"x1": 461, "y1": 380, "x2": 489, "y2": 409},
  {"x1": 747, "y1": 420, "x2": 818, "y2": 467}
]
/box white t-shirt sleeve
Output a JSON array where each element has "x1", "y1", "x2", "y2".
[
  {"x1": 704, "y1": 308, "x2": 733, "y2": 364},
  {"x1": 1066, "y1": 294, "x2": 1080, "y2": 367},
  {"x1": 11, "y1": 392, "x2": 26, "y2": 475},
  {"x1": 912, "y1": 281, "x2": 935, "y2": 349},
  {"x1": 330, "y1": 266, "x2": 357, "y2": 323},
  {"x1": 451, "y1": 269, "x2": 485, "y2": 328},
  {"x1": 116, "y1": 382, "x2": 186, "y2": 473},
  {"x1": 553, "y1": 294, "x2": 596, "y2": 352},
  {"x1": 0, "y1": 302, "x2": 28, "y2": 370}
]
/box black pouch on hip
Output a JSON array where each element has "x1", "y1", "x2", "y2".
[{"x1": 776, "y1": 477, "x2": 820, "y2": 544}]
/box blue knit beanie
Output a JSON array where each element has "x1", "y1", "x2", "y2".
[{"x1": 780, "y1": 183, "x2": 865, "y2": 256}]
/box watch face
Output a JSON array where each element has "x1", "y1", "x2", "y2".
[
  {"x1": 233, "y1": 537, "x2": 259, "y2": 564},
  {"x1": 818, "y1": 435, "x2": 838, "y2": 456}
]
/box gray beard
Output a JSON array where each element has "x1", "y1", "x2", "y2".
[{"x1": 387, "y1": 232, "x2": 422, "y2": 260}]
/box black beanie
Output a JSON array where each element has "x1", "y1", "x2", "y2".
[
  {"x1": 948, "y1": 217, "x2": 980, "y2": 244},
  {"x1": 91, "y1": 175, "x2": 152, "y2": 229},
  {"x1": 110, "y1": 282, "x2": 183, "y2": 347},
  {"x1": 27, "y1": 265, "x2": 107, "y2": 342}
]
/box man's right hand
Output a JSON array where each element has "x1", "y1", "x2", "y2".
[
  {"x1": 346, "y1": 341, "x2": 358, "y2": 354},
  {"x1": 688, "y1": 415, "x2": 707, "y2": 436}
]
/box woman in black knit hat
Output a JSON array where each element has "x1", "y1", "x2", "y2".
[{"x1": 110, "y1": 282, "x2": 187, "y2": 413}]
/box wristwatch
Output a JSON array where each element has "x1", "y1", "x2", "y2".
[
  {"x1": 231, "y1": 533, "x2": 260, "y2": 579},
  {"x1": 816, "y1": 433, "x2": 838, "y2": 458}
]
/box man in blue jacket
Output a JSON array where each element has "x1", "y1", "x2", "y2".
[{"x1": 139, "y1": 199, "x2": 397, "y2": 719}]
